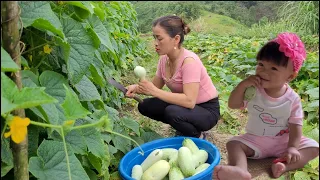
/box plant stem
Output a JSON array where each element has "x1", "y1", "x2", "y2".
[
  {"x1": 60, "y1": 128, "x2": 72, "y2": 180},
  {"x1": 70, "y1": 118, "x2": 104, "y2": 130},
  {"x1": 34, "y1": 55, "x2": 46, "y2": 69},
  {"x1": 103, "y1": 129, "x2": 144, "y2": 156},
  {"x1": 21, "y1": 43, "x2": 49, "y2": 55},
  {"x1": 1, "y1": 122, "x2": 8, "y2": 141},
  {"x1": 1, "y1": 113, "x2": 10, "y2": 140},
  {"x1": 30, "y1": 121, "x2": 61, "y2": 129}
]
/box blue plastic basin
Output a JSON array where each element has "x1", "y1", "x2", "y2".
[{"x1": 119, "y1": 137, "x2": 221, "y2": 180}]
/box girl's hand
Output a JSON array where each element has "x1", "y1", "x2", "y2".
[
  {"x1": 125, "y1": 84, "x2": 138, "y2": 98},
  {"x1": 137, "y1": 79, "x2": 157, "y2": 96},
  {"x1": 239, "y1": 75, "x2": 261, "y2": 88},
  {"x1": 283, "y1": 147, "x2": 301, "y2": 164}
]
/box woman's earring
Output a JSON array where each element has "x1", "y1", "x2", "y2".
[{"x1": 174, "y1": 47, "x2": 177, "y2": 50}]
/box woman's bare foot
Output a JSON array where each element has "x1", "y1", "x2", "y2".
[
  {"x1": 271, "y1": 162, "x2": 286, "y2": 178},
  {"x1": 214, "y1": 165, "x2": 251, "y2": 180}
]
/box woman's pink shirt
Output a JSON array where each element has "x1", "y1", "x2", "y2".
[{"x1": 155, "y1": 49, "x2": 218, "y2": 104}]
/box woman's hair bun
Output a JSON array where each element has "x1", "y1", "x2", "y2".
[{"x1": 183, "y1": 25, "x2": 191, "y2": 35}]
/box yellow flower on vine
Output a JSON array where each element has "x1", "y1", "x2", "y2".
[
  {"x1": 252, "y1": 41, "x2": 259, "y2": 47},
  {"x1": 4, "y1": 116, "x2": 30, "y2": 144},
  {"x1": 43, "y1": 44, "x2": 52, "y2": 54},
  {"x1": 64, "y1": 120, "x2": 74, "y2": 125}
]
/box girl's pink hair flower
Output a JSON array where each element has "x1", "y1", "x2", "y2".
[{"x1": 272, "y1": 32, "x2": 307, "y2": 72}]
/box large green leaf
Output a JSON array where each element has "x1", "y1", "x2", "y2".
[
  {"x1": 305, "y1": 127, "x2": 319, "y2": 143},
  {"x1": 19, "y1": 2, "x2": 64, "y2": 38},
  {"x1": 74, "y1": 75, "x2": 101, "y2": 101},
  {"x1": 29, "y1": 140, "x2": 89, "y2": 180},
  {"x1": 13, "y1": 87, "x2": 58, "y2": 109},
  {"x1": 121, "y1": 117, "x2": 140, "y2": 136},
  {"x1": 28, "y1": 125, "x2": 39, "y2": 157},
  {"x1": 61, "y1": 17, "x2": 96, "y2": 84},
  {"x1": 21, "y1": 75, "x2": 38, "y2": 87},
  {"x1": 1, "y1": 47, "x2": 19, "y2": 72},
  {"x1": 61, "y1": 85, "x2": 91, "y2": 120},
  {"x1": 30, "y1": 103, "x2": 66, "y2": 125},
  {"x1": 111, "y1": 123, "x2": 131, "y2": 154},
  {"x1": 1, "y1": 138, "x2": 13, "y2": 166},
  {"x1": 39, "y1": 71, "x2": 69, "y2": 103},
  {"x1": 88, "y1": 153, "x2": 101, "y2": 174},
  {"x1": 141, "y1": 131, "x2": 163, "y2": 143},
  {"x1": 55, "y1": 36, "x2": 71, "y2": 62},
  {"x1": 87, "y1": 16, "x2": 115, "y2": 53},
  {"x1": 52, "y1": 129, "x2": 87, "y2": 155},
  {"x1": 1, "y1": 72, "x2": 19, "y2": 101},
  {"x1": 82, "y1": 127, "x2": 106, "y2": 159},
  {"x1": 84, "y1": 168, "x2": 97, "y2": 180},
  {"x1": 29, "y1": 106, "x2": 48, "y2": 122},
  {"x1": 65, "y1": 2, "x2": 94, "y2": 20},
  {"x1": 1, "y1": 96, "x2": 17, "y2": 116},
  {"x1": 51, "y1": 120, "x2": 106, "y2": 159},
  {"x1": 309, "y1": 157, "x2": 319, "y2": 169},
  {"x1": 42, "y1": 103, "x2": 66, "y2": 125},
  {"x1": 65, "y1": 1, "x2": 94, "y2": 14},
  {"x1": 305, "y1": 87, "x2": 319, "y2": 100},
  {"x1": 89, "y1": 64, "x2": 106, "y2": 88},
  {"x1": 90, "y1": 2, "x2": 106, "y2": 21},
  {"x1": 1, "y1": 73, "x2": 57, "y2": 115},
  {"x1": 1, "y1": 138, "x2": 13, "y2": 177},
  {"x1": 294, "y1": 171, "x2": 311, "y2": 180},
  {"x1": 1, "y1": 162, "x2": 13, "y2": 177},
  {"x1": 21, "y1": 70, "x2": 40, "y2": 87}
]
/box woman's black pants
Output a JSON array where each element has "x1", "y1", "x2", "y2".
[{"x1": 137, "y1": 97, "x2": 220, "y2": 137}]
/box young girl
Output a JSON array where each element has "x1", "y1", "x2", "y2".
[{"x1": 214, "y1": 32, "x2": 319, "y2": 180}]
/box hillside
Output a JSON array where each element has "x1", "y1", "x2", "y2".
[
  {"x1": 140, "y1": 10, "x2": 249, "y2": 36},
  {"x1": 189, "y1": 10, "x2": 248, "y2": 35}
]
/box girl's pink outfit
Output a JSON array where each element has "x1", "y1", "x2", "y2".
[{"x1": 228, "y1": 84, "x2": 319, "y2": 159}]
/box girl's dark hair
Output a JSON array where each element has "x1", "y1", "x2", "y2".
[
  {"x1": 152, "y1": 15, "x2": 191, "y2": 46},
  {"x1": 256, "y1": 41, "x2": 289, "y2": 67}
]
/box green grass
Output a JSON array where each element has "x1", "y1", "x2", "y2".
[{"x1": 189, "y1": 10, "x2": 248, "y2": 35}]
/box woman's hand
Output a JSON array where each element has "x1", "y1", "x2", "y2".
[
  {"x1": 137, "y1": 79, "x2": 158, "y2": 96},
  {"x1": 239, "y1": 75, "x2": 261, "y2": 88},
  {"x1": 125, "y1": 84, "x2": 138, "y2": 98}
]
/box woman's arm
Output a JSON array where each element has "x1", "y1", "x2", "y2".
[
  {"x1": 152, "y1": 76, "x2": 165, "y2": 89},
  {"x1": 152, "y1": 82, "x2": 199, "y2": 109}
]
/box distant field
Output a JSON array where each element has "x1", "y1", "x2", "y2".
[
  {"x1": 140, "y1": 10, "x2": 248, "y2": 36},
  {"x1": 189, "y1": 10, "x2": 248, "y2": 35}
]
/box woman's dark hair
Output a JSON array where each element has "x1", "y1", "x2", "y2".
[
  {"x1": 152, "y1": 15, "x2": 191, "y2": 46},
  {"x1": 256, "y1": 41, "x2": 289, "y2": 67}
]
